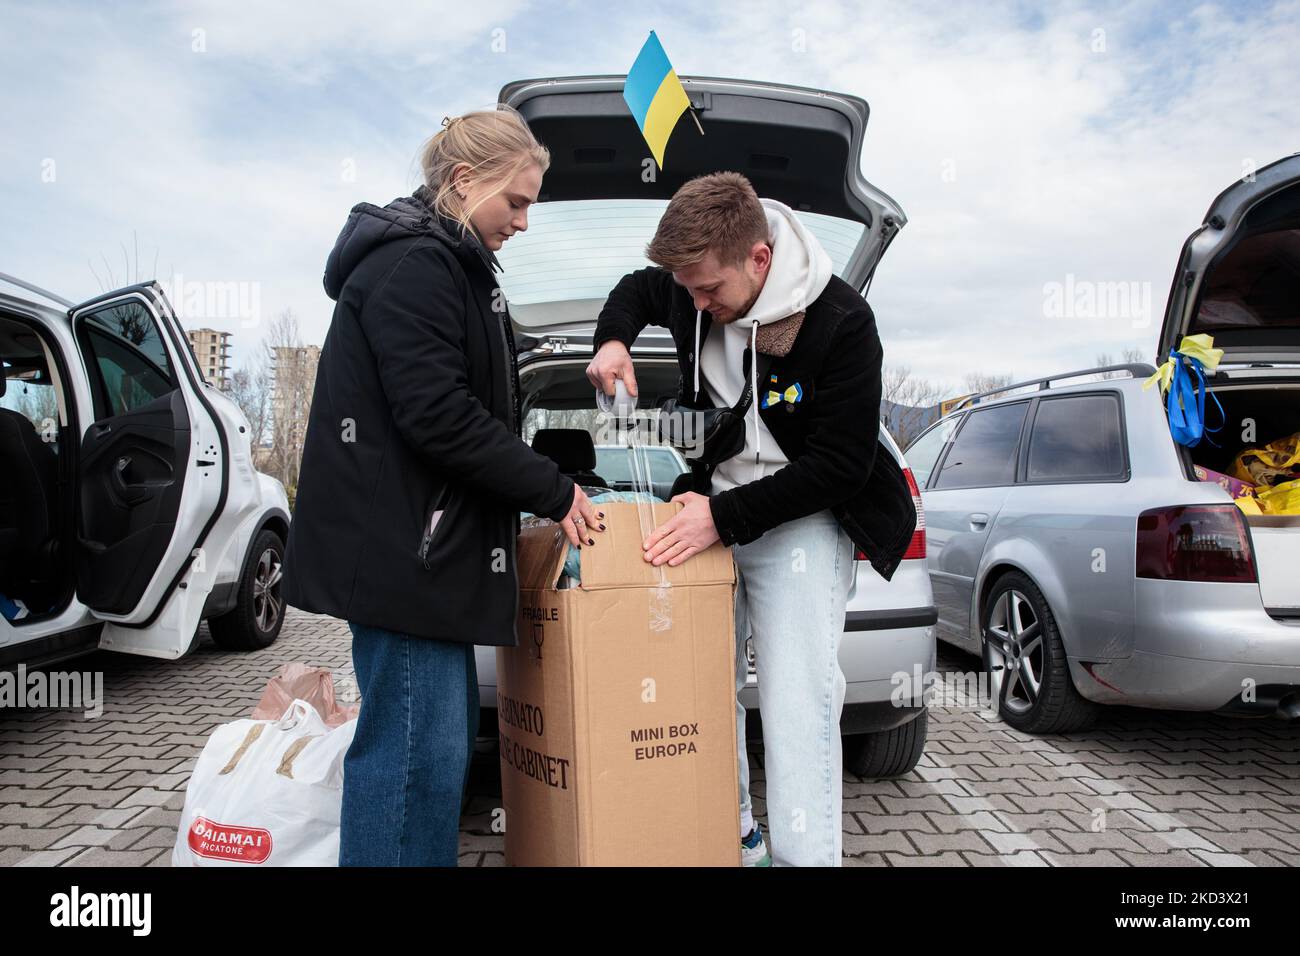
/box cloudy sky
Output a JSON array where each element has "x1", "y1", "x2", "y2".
[{"x1": 3, "y1": 0, "x2": 1297, "y2": 392}]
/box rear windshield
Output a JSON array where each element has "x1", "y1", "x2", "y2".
[{"x1": 496, "y1": 200, "x2": 865, "y2": 305}]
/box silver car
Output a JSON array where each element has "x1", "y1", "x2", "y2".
[
  {"x1": 593, "y1": 442, "x2": 687, "y2": 501},
  {"x1": 905, "y1": 154, "x2": 1300, "y2": 733},
  {"x1": 476, "y1": 73, "x2": 937, "y2": 778}
]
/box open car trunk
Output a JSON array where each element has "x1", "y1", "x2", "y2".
[
  {"x1": 1185, "y1": 383, "x2": 1300, "y2": 480},
  {"x1": 519, "y1": 354, "x2": 685, "y2": 501},
  {"x1": 1163, "y1": 157, "x2": 1300, "y2": 616},
  {"x1": 1184, "y1": 383, "x2": 1300, "y2": 618}
]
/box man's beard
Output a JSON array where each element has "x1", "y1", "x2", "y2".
[{"x1": 719, "y1": 277, "x2": 763, "y2": 323}]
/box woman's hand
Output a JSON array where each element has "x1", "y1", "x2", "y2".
[{"x1": 559, "y1": 485, "x2": 607, "y2": 549}]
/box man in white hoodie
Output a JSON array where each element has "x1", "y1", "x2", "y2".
[{"x1": 588, "y1": 172, "x2": 914, "y2": 866}]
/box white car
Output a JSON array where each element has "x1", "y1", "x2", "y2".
[
  {"x1": 487, "y1": 74, "x2": 937, "y2": 779},
  {"x1": 0, "y1": 274, "x2": 290, "y2": 668}
]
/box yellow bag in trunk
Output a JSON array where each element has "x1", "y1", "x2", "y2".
[
  {"x1": 1229, "y1": 431, "x2": 1300, "y2": 486},
  {"x1": 1234, "y1": 494, "x2": 1263, "y2": 515},
  {"x1": 1255, "y1": 478, "x2": 1300, "y2": 515}
]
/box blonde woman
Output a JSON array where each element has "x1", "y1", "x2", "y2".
[{"x1": 283, "y1": 106, "x2": 605, "y2": 867}]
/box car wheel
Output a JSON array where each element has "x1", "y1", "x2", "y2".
[
  {"x1": 210, "y1": 529, "x2": 285, "y2": 652},
  {"x1": 981, "y1": 571, "x2": 1098, "y2": 734},
  {"x1": 843, "y1": 709, "x2": 928, "y2": 779}
]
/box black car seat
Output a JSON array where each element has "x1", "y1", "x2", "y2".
[
  {"x1": 530, "y1": 429, "x2": 611, "y2": 491},
  {"x1": 0, "y1": 369, "x2": 61, "y2": 607}
]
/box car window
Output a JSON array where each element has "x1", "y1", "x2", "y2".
[
  {"x1": 0, "y1": 322, "x2": 61, "y2": 444},
  {"x1": 594, "y1": 446, "x2": 686, "y2": 484},
  {"x1": 903, "y1": 415, "x2": 962, "y2": 488},
  {"x1": 77, "y1": 301, "x2": 176, "y2": 419},
  {"x1": 0, "y1": 369, "x2": 59, "y2": 437},
  {"x1": 1027, "y1": 394, "x2": 1126, "y2": 482},
  {"x1": 933, "y1": 402, "x2": 1029, "y2": 490},
  {"x1": 496, "y1": 200, "x2": 866, "y2": 305}
]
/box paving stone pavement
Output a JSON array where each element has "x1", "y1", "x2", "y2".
[{"x1": 2, "y1": 609, "x2": 1297, "y2": 866}]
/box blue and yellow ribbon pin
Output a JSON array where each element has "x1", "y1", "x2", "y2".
[
  {"x1": 762, "y1": 381, "x2": 804, "y2": 409},
  {"x1": 623, "y1": 31, "x2": 693, "y2": 170}
]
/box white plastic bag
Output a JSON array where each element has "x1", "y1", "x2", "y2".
[{"x1": 172, "y1": 699, "x2": 356, "y2": 866}]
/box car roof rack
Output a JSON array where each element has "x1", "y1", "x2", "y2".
[
  {"x1": 0, "y1": 271, "x2": 73, "y2": 308},
  {"x1": 951, "y1": 363, "x2": 1157, "y2": 412}
]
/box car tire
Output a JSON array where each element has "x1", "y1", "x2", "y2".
[
  {"x1": 843, "y1": 709, "x2": 928, "y2": 779},
  {"x1": 209, "y1": 528, "x2": 286, "y2": 652},
  {"x1": 981, "y1": 571, "x2": 1098, "y2": 734}
]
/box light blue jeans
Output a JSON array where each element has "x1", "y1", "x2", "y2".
[{"x1": 733, "y1": 507, "x2": 854, "y2": 867}]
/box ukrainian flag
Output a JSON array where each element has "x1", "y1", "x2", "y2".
[{"x1": 623, "y1": 31, "x2": 691, "y2": 170}]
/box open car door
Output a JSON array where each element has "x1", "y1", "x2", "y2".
[
  {"x1": 68, "y1": 282, "x2": 227, "y2": 658},
  {"x1": 496, "y1": 74, "x2": 907, "y2": 333}
]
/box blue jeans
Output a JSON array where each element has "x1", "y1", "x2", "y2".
[
  {"x1": 733, "y1": 508, "x2": 854, "y2": 866},
  {"x1": 339, "y1": 623, "x2": 479, "y2": 866}
]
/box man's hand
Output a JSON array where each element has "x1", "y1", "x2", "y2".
[
  {"x1": 586, "y1": 340, "x2": 639, "y2": 399},
  {"x1": 559, "y1": 485, "x2": 606, "y2": 550},
  {"x1": 642, "y1": 492, "x2": 719, "y2": 567}
]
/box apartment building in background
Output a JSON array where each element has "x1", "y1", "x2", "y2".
[
  {"x1": 186, "y1": 327, "x2": 232, "y2": 390},
  {"x1": 271, "y1": 344, "x2": 321, "y2": 458}
]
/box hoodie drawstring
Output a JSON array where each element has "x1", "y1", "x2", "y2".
[
  {"x1": 751, "y1": 321, "x2": 760, "y2": 479},
  {"x1": 693, "y1": 309, "x2": 701, "y2": 402},
  {"x1": 696, "y1": 309, "x2": 762, "y2": 481}
]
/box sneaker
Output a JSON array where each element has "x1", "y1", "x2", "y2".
[{"x1": 741, "y1": 823, "x2": 771, "y2": 867}]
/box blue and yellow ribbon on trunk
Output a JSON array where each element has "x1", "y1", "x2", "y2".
[
  {"x1": 1143, "y1": 333, "x2": 1225, "y2": 448},
  {"x1": 1142, "y1": 333, "x2": 1223, "y2": 394}
]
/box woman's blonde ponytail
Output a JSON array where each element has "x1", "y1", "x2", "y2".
[{"x1": 419, "y1": 104, "x2": 549, "y2": 238}]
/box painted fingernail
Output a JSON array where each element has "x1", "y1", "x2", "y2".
[
  {"x1": 599, "y1": 524, "x2": 606, "y2": 531},
  {"x1": 587, "y1": 537, "x2": 595, "y2": 546},
  {"x1": 598, "y1": 511, "x2": 605, "y2": 519}
]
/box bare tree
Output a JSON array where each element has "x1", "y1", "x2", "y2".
[
  {"x1": 1094, "y1": 348, "x2": 1150, "y2": 379},
  {"x1": 880, "y1": 364, "x2": 947, "y2": 448},
  {"x1": 962, "y1": 371, "x2": 1014, "y2": 397},
  {"x1": 229, "y1": 362, "x2": 272, "y2": 449},
  {"x1": 264, "y1": 309, "x2": 315, "y2": 500},
  {"x1": 524, "y1": 407, "x2": 603, "y2": 445},
  {"x1": 4, "y1": 377, "x2": 59, "y2": 433},
  {"x1": 87, "y1": 230, "x2": 164, "y2": 293}
]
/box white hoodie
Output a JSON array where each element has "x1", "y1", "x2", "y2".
[{"x1": 697, "y1": 198, "x2": 833, "y2": 492}]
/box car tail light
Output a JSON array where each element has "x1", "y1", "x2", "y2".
[
  {"x1": 1136, "y1": 504, "x2": 1256, "y2": 583},
  {"x1": 855, "y1": 466, "x2": 927, "y2": 562}
]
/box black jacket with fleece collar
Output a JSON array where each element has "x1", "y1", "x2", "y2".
[{"x1": 593, "y1": 266, "x2": 916, "y2": 582}]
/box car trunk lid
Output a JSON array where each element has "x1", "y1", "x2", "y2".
[
  {"x1": 496, "y1": 74, "x2": 906, "y2": 332},
  {"x1": 1157, "y1": 153, "x2": 1300, "y2": 371}
]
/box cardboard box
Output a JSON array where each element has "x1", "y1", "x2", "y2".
[{"x1": 497, "y1": 501, "x2": 740, "y2": 866}]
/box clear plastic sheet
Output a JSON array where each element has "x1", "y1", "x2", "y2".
[{"x1": 597, "y1": 381, "x2": 672, "y2": 631}]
